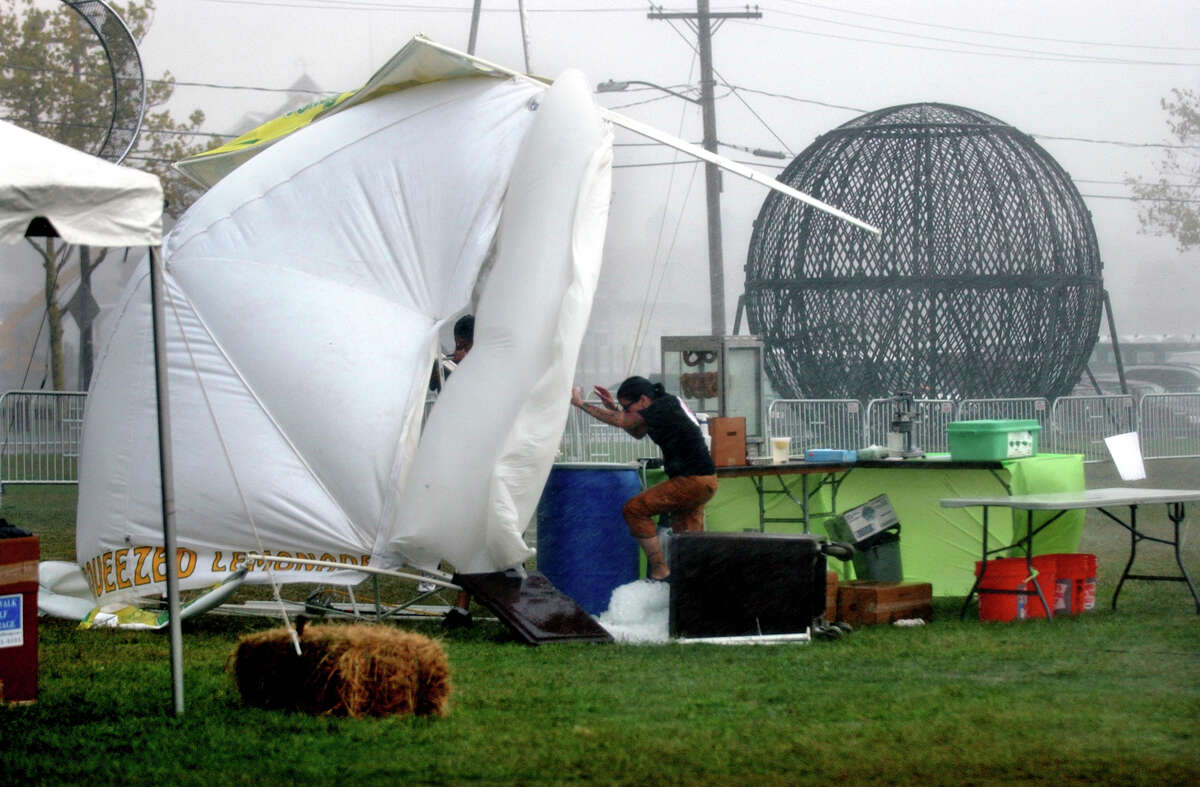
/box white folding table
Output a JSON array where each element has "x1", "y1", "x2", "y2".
[{"x1": 940, "y1": 488, "x2": 1200, "y2": 619}]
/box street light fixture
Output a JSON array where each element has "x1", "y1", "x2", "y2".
[{"x1": 596, "y1": 79, "x2": 701, "y2": 106}]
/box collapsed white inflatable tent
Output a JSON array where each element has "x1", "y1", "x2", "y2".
[
  {"x1": 74, "y1": 38, "x2": 612, "y2": 607},
  {"x1": 69, "y1": 37, "x2": 877, "y2": 614}
]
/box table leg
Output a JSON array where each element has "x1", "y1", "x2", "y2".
[
  {"x1": 1168, "y1": 503, "x2": 1200, "y2": 613},
  {"x1": 1025, "y1": 510, "x2": 1053, "y2": 619},
  {"x1": 1113, "y1": 504, "x2": 1138, "y2": 611},
  {"x1": 960, "y1": 505, "x2": 989, "y2": 619}
]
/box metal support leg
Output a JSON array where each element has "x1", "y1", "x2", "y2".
[
  {"x1": 1168, "y1": 503, "x2": 1200, "y2": 613},
  {"x1": 1024, "y1": 510, "x2": 1053, "y2": 619},
  {"x1": 1113, "y1": 505, "x2": 1139, "y2": 611},
  {"x1": 960, "y1": 506, "x2": 989, "y2": 619}
]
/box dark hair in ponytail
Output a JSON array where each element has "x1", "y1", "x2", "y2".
[{"x1": 617, "y1": 376, "x2": 666, "y2": 403}]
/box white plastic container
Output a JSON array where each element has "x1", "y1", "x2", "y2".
[{"x1": 770, "y1": 436, "x2": 791, "y2": 464}]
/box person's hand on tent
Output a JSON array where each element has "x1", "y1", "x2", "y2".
[{"x1": 594, "y1": 385, "x2": 619, "y2": 411}]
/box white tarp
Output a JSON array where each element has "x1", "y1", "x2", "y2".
[
  {"x1": 0, "y1": 119, "x2": 162, "y2": 247},
  {"x1": 75, "y1": 55, "x2": 610, "y2": 603},
  {"x1": 389, "y1": 70, "x2": 612, "y2": 573}
]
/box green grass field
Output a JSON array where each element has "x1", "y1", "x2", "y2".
[{"x1": 1, "y1": 460, "x2": 1198, "y2": 785}]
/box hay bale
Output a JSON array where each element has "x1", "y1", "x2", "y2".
[{"x1": 231, "y1": 622, "x2": 451, "y2": 717}]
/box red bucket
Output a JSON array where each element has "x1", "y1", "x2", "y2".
[
  {"x1": 974, "y1": 555, "x2": 1057, "y2": 621},
  {"x1": 1046, "y1": 553, "x2": 1098, "y2": 614}
]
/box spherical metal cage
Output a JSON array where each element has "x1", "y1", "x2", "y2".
[{"x1": 745, "y1": 103, "x2": 1103, "y2": 401}]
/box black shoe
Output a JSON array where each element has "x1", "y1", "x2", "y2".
[{"x1": 441, "y1": 607, "x2": 474, "y2": 629}]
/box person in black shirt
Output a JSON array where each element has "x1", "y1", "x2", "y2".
[{"x1": 570, "y1": 376, "x2": 718, "y2": 582}]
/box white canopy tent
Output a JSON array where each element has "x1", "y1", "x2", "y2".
[
  {"x1": 0, "y1": 119, "x2": 162, "y2": 246},
  {"x1": 0, "y1": 119, "x2": 187, "y2": 714}
]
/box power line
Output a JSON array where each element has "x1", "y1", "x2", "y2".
[
  {"x1": 773, "y1": 0, "x2": 1200, "y2": 52},
  {"x1": 741, "y1": 17, "x2": 1200, "y2": 67},
  {"x1": 201, "y1": 0, "x2": 645, "y2": 12},
  {"x1": 762, "y1": 3, "x2": 1200, "y2": 65},
  {"x1": 1033, "y1": 134, "x2": 1200, "y2": 150},
  {"x1": 1, "y1": 115, "x2": 234, "y2": 140}
]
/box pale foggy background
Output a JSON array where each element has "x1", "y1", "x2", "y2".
[{"x1": 2, "y1": 0, "x2": 1198, "y2": 391}]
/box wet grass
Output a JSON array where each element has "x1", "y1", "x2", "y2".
[{"x1": 1, "y1": 460, "x2": 1198, "y2": 784}]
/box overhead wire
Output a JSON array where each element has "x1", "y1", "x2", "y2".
[
  {"x1": 772, "y1": 0, "x2": 1200, "y2": 52},
  {"x1": 758, "y1": 3, "x2": 1199, "y2": 66},
  {"x1": 627, "y1": 54, "x2": 701, "y2": 378}
]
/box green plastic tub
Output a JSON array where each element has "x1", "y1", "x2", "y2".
[{"x1": 946, "y1": 419, "x2": 1040, "y2": 461}]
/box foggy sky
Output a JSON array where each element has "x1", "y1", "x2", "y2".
[{"x1": 3, "y1": 0, "x2": 1198, "y2": 388}]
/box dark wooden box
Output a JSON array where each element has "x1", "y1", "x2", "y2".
[{"x1": 837, "y1": 580, "x2": 933, "y2": 626}]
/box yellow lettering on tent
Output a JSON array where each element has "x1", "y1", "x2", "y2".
[
  {"x1": 102, "y1": 551, "x2": 115, "y2": 593},
  {"x1": 177, "y1": 549, "x2": 197, "y2": 579},
  {"x1": 152, "y1": 547, "x2": 167, "y2": 582},
  {"x1": 133, "y1": 546, "x2": 153, "y2": 586},
  {"x1": 113, "y1": 550, "x2": 132, "y2": 589}
]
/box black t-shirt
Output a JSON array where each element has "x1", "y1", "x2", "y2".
[{"x1": 639, "y1": 395, "x2": 716, "y2": 478}]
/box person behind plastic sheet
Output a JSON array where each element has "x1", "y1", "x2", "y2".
[
  {"x1": 569, "y1": 376, "x2": 718, "y2": 582},
  {"x1": 434, "y1": 314, "x2": 476, "y2": 629},
  {"x1": 429, "y1": 314, "x2": 475, "y2": 393}
]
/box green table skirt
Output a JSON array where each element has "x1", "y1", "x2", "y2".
[{"x1": 648, "y1": 453, "x2": 1086, "y2": 597}]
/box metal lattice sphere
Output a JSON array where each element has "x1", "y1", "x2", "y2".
[{"x1": 745, "y1": 103, "x2": 1104, "y2": 401}]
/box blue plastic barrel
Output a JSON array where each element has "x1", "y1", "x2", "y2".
[{"x1": 536, "y1": 463, "x2": 642, "y2": 615}]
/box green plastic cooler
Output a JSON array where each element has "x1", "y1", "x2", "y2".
[{"x1": 947, "y1": 419, "x2": 1041, "y2": 461}]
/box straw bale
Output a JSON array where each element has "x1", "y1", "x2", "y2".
[{"x1": 230, "y1": 621, "x2": 451, "y2": 717}]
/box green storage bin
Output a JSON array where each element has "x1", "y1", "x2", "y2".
[{"x1": 947, "y1": 419, "x2": 1040, "y2": 461}]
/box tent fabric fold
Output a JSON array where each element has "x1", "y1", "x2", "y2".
[{"x1": 74, "y1": 48, "x2": 612, "y2": 603}]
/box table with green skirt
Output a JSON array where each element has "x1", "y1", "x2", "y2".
[{"x1": 644, "y1": 453, "x2": 1086, "y2": 597}]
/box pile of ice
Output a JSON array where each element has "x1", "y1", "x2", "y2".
[{"x1": 594, "y1": 580, "x2": 670, "y2": 644}]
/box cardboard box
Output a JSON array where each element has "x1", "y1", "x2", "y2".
[
  {"x1": 842, "y1": 494, "x2": 900, "y2": 543},
  {"x1": 708, "y1": 416, "x2": 746, "y2": 467},
  {"x1": 837, "y1": 580, "x2": 933, "y2": 626},
  {"x1": 825, "y1": 570, "x2": 839, "y2": 622}
]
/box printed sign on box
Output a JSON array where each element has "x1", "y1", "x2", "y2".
[
  {"x1": 0, "y1": 593, "x2": 23, "y2": 648},
  {"x1": 843, "y1": 494, "x2": 899, "y2": 542}
]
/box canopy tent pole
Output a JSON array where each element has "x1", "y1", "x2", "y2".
[
  {"x1": 149, "y1": 245, "x2": 184, "y2": 716},
  {"x1": 412, "y1": 37, "x2": 882, "y2": 237}
]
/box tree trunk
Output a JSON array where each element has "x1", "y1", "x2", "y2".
[
  {"x1": 41, "y1": 238, "x2": 65, "y2": 391},
  {"x1": 78, "y1": 246, "x2": 94, "y2": 390}
]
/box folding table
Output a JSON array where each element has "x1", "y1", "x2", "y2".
[{"x1": 941, "y1": 487, "x2": 1200, "y2": 618}]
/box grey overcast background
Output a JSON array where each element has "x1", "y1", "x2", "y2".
[{"x1": 4, "y1": 0, "x2": 1199, "y2": 388}]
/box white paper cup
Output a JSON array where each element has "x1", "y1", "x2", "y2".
[
  {"x1": 1104, "y1": 432, "x2": 1146, "y2": 481},
  {"x1": 770, "y1": 436, "x2": 791, "y2": 464}
]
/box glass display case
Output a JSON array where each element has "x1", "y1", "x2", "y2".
[{"x1": 660, "y1": 335, "x2": 764, "y2": 451}]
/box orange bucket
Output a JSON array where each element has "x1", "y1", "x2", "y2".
[
  {"x1": 974, "y1": 555, "x2": 1057, "y2": 621},
  {"x1": 1046, "y1": 553, "x2": 1098, "y2": 614}
]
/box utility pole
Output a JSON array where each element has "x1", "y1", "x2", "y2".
[{"x1": 649, "y1": 2, "x2": 761, "y2": 337}]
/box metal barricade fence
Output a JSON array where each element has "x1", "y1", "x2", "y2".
[
  {"x1": 0, "y1": 390, "x2": 87, "y2": 488},
  {"x1": 1138, "y1": 393, "x2": 1200, "y2": 460},
  {"x1": 864, "y1": 398, "x2": 956, "y2": 453},
  {"x1": 957, "y1": 397, "x2": 1051, "y2": 427},
  {"x1": 557, "y1": 398, "x2": 660, "y2": 464},
  {"x1": 766, "y1": 399, "x2": 863, "y2": 453},
  {"x1": 1048, "y1": 395, "x2": 1136, "y2": 462}
]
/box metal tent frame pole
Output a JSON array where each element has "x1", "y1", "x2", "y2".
[{"x1": 149, "y1": 245, "x2": 183, "y2": 715}]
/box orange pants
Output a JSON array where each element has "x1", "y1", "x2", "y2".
[{"x1": 621, "y1": 474, "x2": 719, "y2": 539}]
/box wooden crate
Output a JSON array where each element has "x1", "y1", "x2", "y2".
[
  {"x1": 825, "y1": 570, "x2": 839, "y2": 621},
  {"x1": 837, "y1": 580, "x2": 933, "y2": 626}
]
